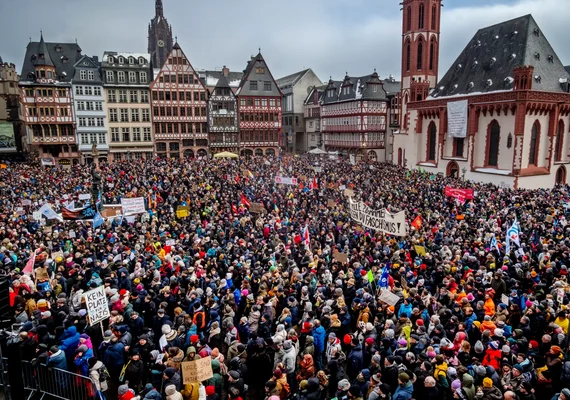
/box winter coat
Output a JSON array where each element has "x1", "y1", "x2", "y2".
[
  {"x1": 462, "y1": 373, "x2": 476, "y2": 400},
  {"x1": 346, "y1": 344, "x2": 364, "y2": 381},
  {"x1": 124, "y1": 358, "x2": 145, "y2": 389},
  {"x1": 59, "y1": 326, "x2": 80, "y2": 361},
  {"x1": 89, "y1": 360, "x2": 109, "y2": 392},
  {"x1": 143, "y1": 388, "x2": 162, "y2": 400},
  {"x1": 481, "y1": 386, "x2": 503, "y2": 400},
  {"x1": 393, "y1": 382, "x2": 414, "y2": 400},
  {"x1": 74, "y1": 347, "x2": 94, "y2": 376},
  {"x1": 282, "y1": 346, "x2": 296, "y2": 374},
  {"x1": 311, "y1": 326, "x2": 326, "y2": 353},
  {"x1": 297, "y1": 354, "x2": 315, "y2": 381},
  {"x1": 163, "y1": 372, "x2": 182, "y2": 393},
  {"x1": 46, "y1": 349, "x2": 67, "y2": 370},
  {"x1": 103, "y1": 340, "x2": 126, "y2": 370},
  {"x1": 482, "y1": 349, "x2": 502, "y2": 370}
]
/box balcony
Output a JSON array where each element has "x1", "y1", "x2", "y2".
[{"x1": 323, "y1": 140, "x2": 385, "y2": 149}]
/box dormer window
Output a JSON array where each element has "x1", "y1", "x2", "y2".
[
  {"x1": 327, "y1": 89, "x2": 334, "y2": 98},
  {"x1": 129, "y1": 57, "x2": 135, "y2": 65},
  {"x1": 55, "y1": 45, "x2": 62, "y2": 52},
  {"x1": 139, "y1": 57, "x2": 145, "y2": 65},
  {"x1": 255, "y1": 67, "x2": 265, "y2": 74},
  {"x1": 118, "y1": 56, "x2": 124, "y2": 64},
  {"x1": 61, "y1": 56, "x2": 68, "y2": 64},
  {"x1": 108, "y1": 56, "x2": 114, "y2": 64}
]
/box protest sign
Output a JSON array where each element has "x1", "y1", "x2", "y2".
[
  {"x1": 327, "y1": 199, "x2": 336, "y2": 207},
  {"x1": 33, "y1": 211, "x2": 42, "y2": 221},
  {"x1": 501, "y1": 294, "x2": 509, "y2": 306},
  {"x1": 344, "y1": 189, "x2": 354, "y2": 197},
  {"x1": 176, "y1": 209, "x2": 189, "y2": 218},
  {"x1": 275, "y1": 176, "x2": 298, "y2": 185},
  {"x1": 313, "y1": 167, "x2": 322, "y2": 173},
  {"x1": 378, "y1": 290, "x2": 400, "y2": 306},
  {"x1": 182, "y1": 356, "x2": 213, "y2": 384},
  {"x1": 333, "y1": 251, "x2": 349, "y2": 264},
  {"x1": 348, "y1": 198, "x2": 407, "y2": 237},
  {"x1": 414, "y1": 245, "x2": 426, "y2": 256},
  {"x1": 166, "y1": 239, "x2": 175, "y2": 246},
  {"x1": 121, "y1": 197, "x2": 146, "y2": 215},
  {"x1": 21, "y1": 199, "x2": 32, "y2": 206},
  {"x1": 84, "y1": 286, "x2": 110, "y2": 326},
  {"x1": 250, "y1": 203, "x2": 266, "y2": 214},
  {"x1": 339, "y1": 185, "x2": 346, "y2": 191},
  {"x1": 78, "y1": 193, "x2": 91, "y2": 200}
]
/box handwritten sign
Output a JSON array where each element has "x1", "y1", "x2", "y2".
[
  {"x1": 333, "y1": 251, "x2": 349, "y2": 264},
  {"x1": 182, "y1": 356, "x2": 213, "y2": 384},
  {"x1": 21, "y1": 199, "x2": 32, "y2": 206},
  {"x1": 176, "y1": 209, "x2": 189, "y2": 218},
  {"x1": 501, "y1": 294, "x2": 509, "y2": 306},
  {"x1": 84, "y1": 286, "x2": 110, "y2": 326},
  {"x1": 344, "y1": 189, "x2": 354, "y2": 197},
  {"x1": 414, "y1": 245, "x2": 426, "y2": 256},
  {"x1": 378, "y1": 289, "x2": 400, "y2": 306},
  {"x1": 250, "y1": 203, "x2": 266, "y2": 214},
  {"x1": 327, "y1": 199, "x2": 336, "y2": 208},
  {"x1": 121, "y1": 197, "x2": 146, "y2": 215}
]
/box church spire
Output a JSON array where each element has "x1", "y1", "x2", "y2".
[{"x1": 155, "y1": 0, "x2": 164, "y2": 17}]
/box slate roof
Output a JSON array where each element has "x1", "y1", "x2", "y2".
[
  {"x1": 20, "y1": 36, "x2": 82, "y2": 84},
  {"x1": 431, "y1": 14, "x2": 570, "y2": 98},
  {"x1": 565, "y1": 65, "x2": 570, "y2": 75},
  {"x1": 202, "y1": 70, "x2": 243, "y2": 89},
  {"x1": 276, "y1": 69, "x2": 310, "y2": 88},
  {"x1": 304, "y1": 84, "x2": 327, "y2": 105},
  {"x1": 236, "y1": 52, "x2": 282, "y2": 97},
  {"x1": 321, "y1": 71, "x2": 389, "y2": 104}
]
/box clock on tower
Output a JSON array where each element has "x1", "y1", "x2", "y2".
[{"x1": 158, "y1": 40, "x2": 165, "y2": 48}]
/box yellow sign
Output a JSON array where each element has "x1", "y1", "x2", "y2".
[
  {"x1": 176, "y1": 209, "x2": 189, "y2": 218},
  {"x1": 0, "y1": 164, "x2": 6, "y2": 169},
  {"x1": 414, "y1": 245, "x2": 426, "y2": 256}
]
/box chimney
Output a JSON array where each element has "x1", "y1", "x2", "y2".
[{"x1": 222, "y1": 65, "x2": 229, "y2": 78}]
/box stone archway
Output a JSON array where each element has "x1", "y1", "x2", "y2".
[
  {"x1": 184, "y1": 149, "x2": 194, "y2": 158},
  {"x1": 556, "y1": 165, "x2": 567, "y2": 185},
  {"x1": 255, "y1": 148, "x2": 264, "y2": 156},
  {"x1": 446, "y1": 161, "x2": 459, "y2": 178}
]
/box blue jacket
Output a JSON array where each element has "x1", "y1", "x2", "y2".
[
  {"x1": 59, "y1": 326, "x2": 80, "y2": 360},
  {"x1": 393, "y1": 382, "x2": 414, "y2": 400},
  {"x1": 47, "y1": 349, "x2": 68, "y2": 370},
  {"x1": 312, "y1": 325, "x2": 326, "y2": 353},
  {"x1": 103, "y1": 341, "x2": 125, "y2": 370},
  {"x1": 74, "y1": 347, "x2": 94, "y2": 376},
  {"x1": 398, "y1": 303, "x2": 413, "y2": 319}
]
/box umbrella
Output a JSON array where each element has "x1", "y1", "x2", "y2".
[
  {"x1": 213, "y1": 151, "x2": 239, "y2": 159},
  {"x1": 308, "y1": 148, "x2": 327, "y2": 155}
]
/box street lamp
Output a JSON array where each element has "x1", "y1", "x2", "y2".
[{"x1": 462, "y1": 167, "x2": 467, "y2": 180}]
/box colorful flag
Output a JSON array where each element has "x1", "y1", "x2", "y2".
[
  {"x1": 507, "y1": 219, "x2": 520, "y2": 247},
  {"x1": 302, "y1": 226, "x2": 310, "y2": 247},
  {"x1": 490, "y1": 234, "x2": 498, "y2": 250},
  {"x1": 411, "y1": 215, "x2": 422, "y2": 230},
  {"x1": 231, "y1": 204, "x2": 238, "y2": 214},
  {"x1": 309, "y1": 177, "x2": 318, "y2": 190},
  {"x1": 366, "y1": 270, "x2": 375, "y2": 283},
  {"x1": 62, "y1": 204, "x2": 97, "y2": 220},
  {"x1": 93, "y1": 212, "x2": 104, "y2": 229},
  {"x1": 22, "y1": 250, "x2": 36, "y2": 276},
  {"x1": 38, "y1": 204, "x2": 62, "y2": 221},
  {"x1": 378, "y1": 265, "x2": 390, "y2": 288},
  {"x1": 240, "y1": 194, "x2": 250, "y2": 208},
  {"x1": 274, "y1": 204, "x2": 280, "y2": 213}
]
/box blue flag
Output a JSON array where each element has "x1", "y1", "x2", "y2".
[
  {"x1": 490, "y1": 234, "x2": 498, "y2": 250},
  {"x1": 93, "y1": 212, "x2": 104, "y2": 229},
  {"x1": 378, "y1": 264, "x2": 390, "y2": 289}
]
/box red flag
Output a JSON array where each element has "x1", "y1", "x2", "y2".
[
  {"x1": 309, "y1": 177, "x2": 318, "y2": 190},
  {"x1": 23, "y1": 250, "x2": 36, "y2": 277},
  {"x1": 411, "y1": 215, "x2": 422, "y2": 230},
  {"x1": 240, "y1": 194, "x2": 250, "y2": 208},
  {"x1": 302, "y1": 226, "x2": 310, "y2": 247},
  {"x1": 231, "y1": 204, "x2": 238, "y2": 214},
  {"x1": 235, "y1": 175, "x2": 241, "y2": 183}
]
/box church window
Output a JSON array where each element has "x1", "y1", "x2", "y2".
[
  {"x1": 418, "y1": 3, "x2": 425, "y2": 29},
  {"x1": 405, "y1": 42, "x2": 411, "y2": 72},
  {"x1": 427, "y1": 122, "x2": 436, "y2": 161},
  {"x1": 406, "y1": 7, "x2": 412, "y2": 32},
  {"x1": 529, "y1": 121, "x2": 540, "y2": 166},
  {"x1": 555, "y1": 120, "x2": 565, "y2": 161},
  {"x1": 431, "y1": 5, "x2": 437, "y2": 30},
  {"x1": 487, "y1": 121, "x2": 500, "y2": 167},
  {"x1": 429, "y1": 38, "x2": 436, "y2": 71},
  {"x1": 417, "y1": 39, "x2": 424, "y2": 70}
]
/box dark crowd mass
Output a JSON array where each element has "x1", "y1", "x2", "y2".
[{"x1": 2, "y1": 155, "x2": 570, "y2": 400}]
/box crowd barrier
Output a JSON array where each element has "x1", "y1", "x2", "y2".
[{"x1": 0, "y1": 357, "x2": 102, "y2": 400}]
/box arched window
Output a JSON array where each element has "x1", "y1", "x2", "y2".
[
  {"x1": 429, "y1": 38, "x2": 436, "y2": 71},
  {"x1": 417, "y1": 39, "x2": 424, "y2": 70},
  {"x1": 418, "y1": 3, "x2": 425, "y2": 29},
  {"x1": 555, "y1": 120, "x2": 564, "y2": 161},
  {"x1": 406, "y1": 7, "x2": 412, "y2": 32},
  {"x1": 431, "y1": 5, "x2": 437, "y2": 30},
  {"x1": 529, "y1": 121, "x2": 540, "y2": 165},
  {"x1": 427, "y1": 122, "x2": 437, "y2": 161},
  {"x1": 405, "y1": 41, "x2": 411, "y2": 72},
  {"x1": 487, "y1": 121, "x2": 500, "y2": 167}
]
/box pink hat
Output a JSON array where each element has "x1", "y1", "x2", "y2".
[
  {"x1": 241, "y1": 289, "x2": 249, "y2": 296},
  {"x1": 466, "y1": 293, "x2": 475, "y2": 301},
  {"x1": 398, "y1": 339, "x2": 408, "y2": 346},
  {"x1": 427, "y1": 350, "x2": 437, "y2": 358}
]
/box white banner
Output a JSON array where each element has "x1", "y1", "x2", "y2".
[
  {"x1": 120, "y1": 197, "x2": 146, "y2": 215},
  {"x1": 84, "y1": 286, "x2": 110, "y2": 326},
  {"x1": 348, "y1": 198, "x2": 407, "y2": 237},
  {"x1": 275, "y1": 176, "x2": 298, "y2": 185},
  {"x1": 349, "y1": 155, "x2": 356, "y2": 165},
  {"x1": 447, "y1": 99, "x2": 468, "y2": 138},
  {"x1": 78, "y1": 193, "x2": 91, "y2": 200}
]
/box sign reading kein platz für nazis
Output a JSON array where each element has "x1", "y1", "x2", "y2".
[{"x1": 84, "y1": 286, "x2": 110, "y2": 327}]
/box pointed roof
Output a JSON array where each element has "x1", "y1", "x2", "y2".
[
  {"x1": 276, "y1": 68, "x2": 310, "y2": 88},
  {"x1": 172, "y1": 41, "x2": 181, "y2": 50},
  {"x1": 322, "y1": 71, "x2": 389, "y2": 104},
  {"x1": 236, "y1": 51, "x2": 282, "y2": 97},
  {"x1": 20, "y1": 35, "x2": 82, "y2": 83},
  {"x1": 238, "y1": 52, "x2": 264, "y2": 91},
  {"x1": 431, "y1": 14, "x2": 570, "y2": 98},
  {"x1": 155, "y1": 0, "x2": 164, "y2": 17},
  {"x1": 35, "y1": 32, "x2": 55, "y2": 67}
]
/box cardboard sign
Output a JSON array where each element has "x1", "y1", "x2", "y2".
[
  {"x1": 501, "y1": 294, "x2": 509, "y2": 306},
  {"x1": 21, "y1": 199, "x2": 32, "y2": 206},
  {"x1": 333, "y1": 251, "x2": 349, "y2": 264},
  {"x1": 339, "y1": 185, "x2": 346, "y2": 191},
  {"x1": 378, "y1": 289, "x2": 400, "y2": 306},
  {"x1": 84, "y1": 286, "x2": 110, "y2": 326},
  {"x1": 33, "y1": 211, "x2": 42, "y2": 221},
  {"x1": 546, "y1": 215, "x2": 554, "y2": 223},
  {"x1": 344, "y1": 189, "x2": 354, "y2": 197},
  {"x1": 327, "y1": 199, "x2": 336, "y2": 208},
  {"x1": 250, "y1": 203, "x2": 266, "y2": 214},
  {"x1": 166, "y1": 239, "x2": 175, "y2": 246},
  {"x1": 182, "y1": 356, "x2": 213, "y2": 384},
  {"x1": 414, "y1": 245, "x2": 426, "y2": 256}
]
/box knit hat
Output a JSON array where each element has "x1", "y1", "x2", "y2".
[
  {"x1": 190, "y1": 334, "x2": 199, "y2": 343},
  {"x1": 502, "y1": 345, "x2": 511, "y2": 353},
  {"x1": 416, "y1": 319, "x2": 424, "y2": 326},
  {"x1": 205, "y1": 386, "x2": 215, "y2": 396},
  {"x1": 513, "y1": 364, "x2": 524, "y2": 373},
  {"x1": 118, "y1": 385, "x2": 129, "y2": 396},
  {"x1": 164, "y1": 368, "x2": 176, "y2": 378},
  {"x1": 398, "y1": 338, "x2": 408, "y2": 346},
  {"x1": 474, "y1": 365, "x2": 487, "y2": 376},
  {"x1": 451, "y1": 379, "x2": 461, "y2": 390},
  {"x1": 273, "y1": 368, "x2": 283, "y2": 379},
  {"x1": 165, "y1": 385, "x2": 177, "y2": 396},
  {"x1": 329, "y1": 332, "x2": 336, "y2": 339},
  {"x1": 283, "y1": 340, "x2": 292, "y2": 350},
  {"x1": 529, "y1": 340, "x2": 539, "y2": 349},
  {"x1": 162, "y1": 324, "x2": 172, "y2": 335},
  {"x1": 365, "y1": 323, "x2": 374, "y2": 332},
  {"x1": 562, "y1": 388, "x2": 570, "y2": 399},
  {"x1": 483, "y1": 378, "x2": 493, "y2": 388},
  {"x1": 365, "y1": 337, "x2": 375, "y2": 345},
  {"x1": 474, "y1": 341, "x2": 484, "y2": 353},
  {"x1": 349, "y1": 385, "x2": 361, "y2": 397},
  {"x1": 489, "y1": 341, "x2": 499, "y2": 350},
  {"x1": 77, "y1": 345, "x2": 88, "y2": 353},
  {"x1": 229, "y1": 370, "x2": 240, "y2": 380},
  {"x1": 165, "y1": 329, "x2": 177, "y2": 341},
  {"x1": 551, "y1": 345, "x2": 562, "y2": 354},
  {"x1": 338, "y1": 379, "x2": 350, "y2": 391}
]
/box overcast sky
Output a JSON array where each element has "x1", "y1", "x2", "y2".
[{"x1": 1, "y1": 0, "x2": 568, "y2": 84}]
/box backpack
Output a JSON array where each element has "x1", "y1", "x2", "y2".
[{"x1": 98, "y1": 365, "x2": 110, "y2": 382}]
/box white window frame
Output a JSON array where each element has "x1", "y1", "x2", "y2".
[
  {"x1": 143, "y1": 127, "x2": 151, "y2": 141},
  {"x1": 139, "y1": 71, "x2": 147, "y2": 83},
  {"x1": 142, "y1": 109, "x2": 150, "y2": 122},
  {"x1": 139, "y1": 57, "x2": 145, "y2": 65},
  {"x1": 106, "y1": 71, "x2": 114, "y2": 83},
  {"x1": 118, "y1": 71, "x2": 126, "y2": 83},
  {"x1": 131, "y1": 109, "x2": 140, "y2": 122},
  {"x1": 111, "y1": 128, "x2": 120, "y2": 142},
  {"x1": 80, "y1": 70, "x2": 87, "y2": 80},
  {"x1": 129, "y1": 71, "x2": 137, "y2": 83},
  {"x1": 75, "y1": 86, "x2": 83, "y2": 95},
  {"x1": 132, "y1": 127, "x2": 141, "y2": 141},
  {"x1": 88, "y1": 70, "x2": 95, "y2": 80},
  {"x1": 118, "y1": 56, "x2": 125, "y2": 64},
  {"x1": 94, "y1": 87, "x2": 101, "y2": 96}
]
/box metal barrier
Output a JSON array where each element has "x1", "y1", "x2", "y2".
[{"x1": 0, "y1": 356, "x2": 102, "y2": 400}]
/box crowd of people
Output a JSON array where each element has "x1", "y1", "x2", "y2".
[{"x1": 2, "y1": 154, "x2": 570, "y2": 400}]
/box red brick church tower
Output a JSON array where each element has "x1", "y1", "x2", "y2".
[
  {"x1": 148, "y1": 0, "x2": 174, "y2": 68},
  {"x1": 400, "y1": 0, "x2": 442, "y2": 131}
]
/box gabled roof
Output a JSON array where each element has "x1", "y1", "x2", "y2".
[
  {"x1": 304, "y1": 84, "x2": 327, "y2": 105},
  {"x1": 35, "y1": 34, "x2": 54, "y2": 67},
  {"x1": 276, "y1": 69, "x2": 310, "y2": 88},
  {"x1": 72, "y1": 55, "x2": 102, "y2": 84},
  {"x1": 151, "y1": 45, "x2": 206, "y2": 91},
  {"x1": 565, "y1": 65, "x2": 570, "y2": 75},
  {"x1": 202, "y1": 70, "x2": 243, "y2": 89},
  {"x1": 20, "y1": 36, "x2": 82, "y2": 83},
  {"x1": 322, "y1": 71, "x2": 389, "y2": 104},
  {"x1": 236, "y1": 52, "x2": 282, "y2": 97},
  {"x1": 431, "y1": 14, "x2": 570, "y2": 99}
]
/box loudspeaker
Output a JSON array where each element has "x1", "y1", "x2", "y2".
[{"x1": 0, "y1": 274, "x2": 12, "y2": 329}]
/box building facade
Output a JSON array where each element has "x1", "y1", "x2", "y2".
[
  {"x1": 204, "y1": 67, "x2": 243, "y2": 154},
  {"x1": 236, "y1": 52, "x2": 282, "y2": 156},
  {"x1": 72, "y1": 55, "x2": 108, "y2": 163},
  {"x1": 148, "y1": 0, "x2": 174, "y2": 69},
  {"x1": 0, "y1": 59, "x2": 24, "y2": 155},
  {"x1": 150, "y1": 43, "x2": 208, "y2": 158},
  {"x1": 321, "y1": 71, "x2": 390, "y2": 162},
  {"x1": 392, "y1": 13, "x2": 570, "y2": 189},
  {"x1": 19, "y1": 34, "x2": 81, "y2": 165},
  {"x1": 277, "y1": 69, "x2": 322, "y2": 153},
  {"x1": 304, "y1": 86, "x2": 326, "y2": 151},
  {"x1": 102, "y1": 52, "x2": 153, "y2": 161}
]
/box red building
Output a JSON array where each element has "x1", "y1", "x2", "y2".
[
  {"x1": 150, "y1": 43, "x2": 209, "y2": 158},
  {"x1": 19, "y1": 34, "x2": 81, "y2": 165},
  {"x1": 236, "y1": 52, "x2": 282, "y2": 157}
]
